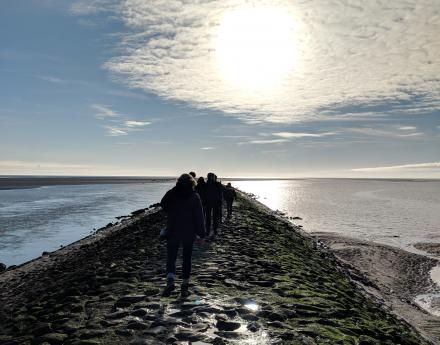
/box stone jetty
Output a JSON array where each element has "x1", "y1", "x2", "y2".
[{"x1": 0, "y1": 193, "x2": 431, "y2": 344}]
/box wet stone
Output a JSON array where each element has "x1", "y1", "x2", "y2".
[
  {"x1": 105, "y1": 310, "x2": 129, "y2": 319},
  {"x1": 247, "y1": 321, "x2": 261, "y2": 332},
  {"x1": 175, "y1": 331, "x2": 207, "y2": 342},
  {"x1": 144, "y1": 326, "x2": 168, "y2": 336},
  {"x1": 40, "y1": 332, "x2": 68, "y2": 344},
  {"x1": 216, "y1": 320, "x2": 241, "y2": 331},
  {"x1": 80, "y1": 329, "x2": 108, "y2": 339},
  {"x1": 130, "y1": 308, "x2": 148, "y2": 317},
  {"x1": 127, "y1": 320, "x2": 150, "y2": 330}
]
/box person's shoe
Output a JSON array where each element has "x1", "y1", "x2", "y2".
[
  {"x1": 181, "y1": 283, "x2": 191, "y2": 298},
  {"x1": 161, "y1": 278, "x2": 175, "y2": 297}
]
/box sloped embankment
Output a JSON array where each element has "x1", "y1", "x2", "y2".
[{"x1": 0, "y1": 193, "x2": 430, "y2": 344}]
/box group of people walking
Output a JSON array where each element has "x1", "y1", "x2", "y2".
[{"x1": 160, "y1": 172, "x2": 237, "y2": 297}]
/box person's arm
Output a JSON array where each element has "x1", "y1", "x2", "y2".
[
  {"x1": 233, "y1": 189, "x2": 237, "y2": 200},
  {"x1": 194, "y1": 194, "x2": 206, "y2": 238},
  {"x1": 160, "y1": 190, "x2": 171, "y2": 213}
]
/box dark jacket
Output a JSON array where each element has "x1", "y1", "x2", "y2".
[
  {"x1": 195, "y1": 182, "x2": 207, "y2": 206},
  {"x1": 223, "y1": 186, "x2": 237, "y2": 201},
  {"x1": 205, "y1": 180, "x2": 223, "y2": 206},
  {"x1": 161, "y1": 186, "x2": 205, "y2": 243}
]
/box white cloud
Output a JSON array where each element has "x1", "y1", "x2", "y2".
[
  {"x1": 74, "y1": 0, "x2": 440, "y2": 123},
  {"x1": 273, "y1": 131, "x2": 336, "y2": 138},
  {"x1": 34, "y1": 75, "x2": 64, "y2": 83},
  {"x1": 200, "y1": 147, "x2": 215, "y2": 150},
  {"x1": 239, "y1": 139, "x2": 290, "y2": 145},
  {"x1": 347, "y1": 127, "x2": 424, "y2": 138},
  {"x1": 106, "y1": 126, "x2": 127, "y2": 136},
  {"x1": 0, "y1": 160, "x2": 90, "y2": 170},
  {"x1": 125, "y1": 120, "x2": 151, "y2": 127},
  {"x1": 399, "y1": 126, "x2": 417, "y2": 131},
  {"x1": 92, "y1": 104, "x2": 118, "y2": 118},
  {"x1": 352, "y1": 162, "x2": 440, "y2": 172}
]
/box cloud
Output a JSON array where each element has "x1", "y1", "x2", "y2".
[
  {"x1": 74, "y1": 0, "x2": 440, "y2": 123},
  {"x1": 0, "y1": 160, "x2": 90, "y2": 170},
  {"x1": 200, "y1": 147, "x2": 215, "y2": 150},
  {"x1": 34, "y1": 75, "x2": 65, "y2": 83},
  {"x1": 399, "y1": 126, "x2": 417, "y2": 131},
  {"x1": 125, "y1": 120, "x2": 151, "y2": 127},
  {"x1": 239, "y1": 139, "x2": 290, "y2": 145},
  {"x1": 352, "y1": 162, "x2": 440, "y2": 172},
  {"x1": 273, "y1": 132, "x2": 336, "y2": 139},
  {"x1": 106, "y1": 126, "x2": 127, "y2": 136},
  {"x1": 92, "y1": 104, "x2": 118, "y2": 118},
  {"x1": 347, "y1": 127, "x2": 424, "y2": 138}
]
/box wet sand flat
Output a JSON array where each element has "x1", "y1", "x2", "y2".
[
  {"x1": 0, "y1": 193, "x2": 431, "y2": 344},
  {"x1": 316, "y1": 233, "x2": 440, "y2": 343},
  {"x1": 0, "y1": 177, "x2": 174, "y2": 190}
]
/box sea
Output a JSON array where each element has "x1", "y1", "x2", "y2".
[{"x1": 1, "y1": 178, "x2": 439, "y2": 267}]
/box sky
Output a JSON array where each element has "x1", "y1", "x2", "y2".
[{"x1": 0, "y1": 0, "x2": 439, "y2": 178}]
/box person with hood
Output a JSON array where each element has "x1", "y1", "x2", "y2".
[
  {"x1": 195, "y1": 176, "x2": 207, "y2": 213},
  {"x1": 204, "y1": 172, "x2": 223, "y2": 237},
  {"x1": 160, "y1": 173, "x2": 205, "y2": 297},
  {"x1": 224, "y1": 182, "x2": 237, "y2": 218}
]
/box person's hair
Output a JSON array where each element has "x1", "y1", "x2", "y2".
[
  {"x1": 207, "y1": 172, "x2": 215, "y2": 181},
  {"x1": 189, "y1": 171, "x2": 196, "y2": 178},
  {"x1": 227, "y1": 182, "x2": 231, "y2": 187},
  {"x1": 177, "y1": 173, "x2": 196, "y2": 190},
  {"x1": 197, "y1": 176, "x2": 205, "y2": 184}
]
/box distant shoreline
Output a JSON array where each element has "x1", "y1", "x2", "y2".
[
  {"x1": 1, "y1": 175, "x2": 439, "y2": 190},
  {"x1": 0, "y1": 176, "x2": 175, "y2": 190}
]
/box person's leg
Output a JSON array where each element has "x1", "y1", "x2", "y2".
[
  {"x1": 205, "y1": 204, "x2": 212, "y2": 236},
  {"x1": 226, "y1": 200, "x2": 232, "y2": 217},
  {"x1": 163, "y1": 240, "x2": 179, "y2": 296},
  {"x1": 213, "y1": 204, "x2": 220, "y2": 234},
  {"x1": 181, "y1": 242, "x2": 194, "y2": 297}
]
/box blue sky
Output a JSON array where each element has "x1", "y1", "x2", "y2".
[{"x1": 1, "y1": 0, "x2": 439, "y2": 178}]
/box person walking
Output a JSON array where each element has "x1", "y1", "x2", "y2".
[
  {"x1": 223, "y1": 182, "x2": 237, "y2": 218},
  {"x1": 160, "y1": 173, "x2": 205, "y2": 297},
  {"x1": 195, "y1": 176, "x2": 207, "y2": 215},
  {"x1": 205, "y1": 172, "x2": 222, "y2": 238}
]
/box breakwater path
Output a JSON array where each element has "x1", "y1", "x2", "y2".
[{"x1": 0, "y1": 194, "x2": 430, "y2": 344}]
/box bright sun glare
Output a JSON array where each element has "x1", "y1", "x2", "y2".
[{"x1": 215, "y1": 6, "x2": 298, "y2": 92}]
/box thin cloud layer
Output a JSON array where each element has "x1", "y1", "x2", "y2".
[
  {"x1": 75, "y1": 0, "x2": 440, "y2": 123},
  {"x1": 353, "y1": 162, "x2": 440, "y2": 172}
]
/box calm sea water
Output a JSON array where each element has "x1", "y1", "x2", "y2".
[
  {"x1": 1, "y1": 179, "x2": 439, "y2": 267},
  {"x1": 0, "y1": 182, "x2": 174, "y2": 266},
  {"x1": 232, "y1": 179, "x2": 440, "y2": 253}
]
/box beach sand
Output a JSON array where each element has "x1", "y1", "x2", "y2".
[
  {"x1": 315, "y1": 233, "x2": 440, "y2": 343},
  {"x1": 0, "y1": 193, "x2": 432, "y2": 344}
]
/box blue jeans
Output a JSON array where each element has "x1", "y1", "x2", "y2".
[{"x1": 166, "y1": 240, "x2": 194, "y2": 279}]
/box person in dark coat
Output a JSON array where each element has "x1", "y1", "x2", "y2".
[
  {"x1": 195, "y1": 176, "x2": 207, "y2": 214},
  {"x1": 160, "y1": 173, "x2": 205, "y2": 297},
  {"x1": 223, "y1": 182, "x2": 237, "y2": 218},
  {"x1": 205, "y1": 172, "x2": 222, "y2": 237}
]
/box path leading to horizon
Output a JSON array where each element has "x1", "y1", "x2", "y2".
[{"x1": 0, "y1": 195, "x2": 430, "y2": 344}]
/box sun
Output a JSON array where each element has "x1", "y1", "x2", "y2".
[{"x1": 215, "y1": 5, "x2": 299, "y2": 92}]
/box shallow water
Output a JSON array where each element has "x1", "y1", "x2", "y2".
[
  {"x1": 230, "y1": 178, "x2": 440, "y2": 316},
  {"x1": 0, "y1": 182, "x2": 173, "y2": 266},
  {"x1": 231, "y1": 179, "x2": 440, "y2": 251}
]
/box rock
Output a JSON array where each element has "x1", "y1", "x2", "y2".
[
  {"x1": 42, "y1": 251, "x2": 50, "y2": 256},
  {"x1": 115, "y1": 295, "x2": 146, "y2": 307},
  {"x1": 80, "y1": 329, "x2": 107, "y2": 339},
  {"x1": 127, "y1": 321, "x2": 150, "y2": 330},
  {"x1": 105, "y1": 310, "x2": 129, "y2": 319},
  {"x1": 192, "y1": 323, "x2": 209, "y2": 332},
  {"x1": 0, "y1": 262, "x2": 6, "y2": 272},
  {"x1": 247, "y1": 322, "x2": 260, "y2": 332},
  {"x1": 40, "y1": 332, "x2": 68, "y2": 344},
  {"x1": 175, "y1": 331, "x2": 206, "y2": 342},
  {"x1": 144, "y1": 326, "x2": 168, "y2": 336},
  {"x1": 216, "y1": 320, "x2": 241, "y2": 331},
  {"x1": 130, "y1": 308, "x2": 148, "y2": 317}
]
